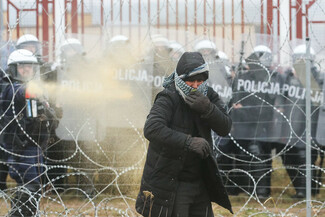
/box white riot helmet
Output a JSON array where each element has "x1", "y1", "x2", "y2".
[
  {"x1": 292, "y1": 44, "x2": 316, "y2": 63},
  {"x1": 216, "y1": 50, "x2": 230, "y2": 66},
  {"x1": 194, "y1": 39, "x2": 217, "y2": 57},
  {"x1": 109, "y1": 35, "x2": 129, "y2": 44},
  {"x1": 252, "y1": 45, "x2": 273, "y2": 68},
  {"x1": 7, "y1": 49, "x2": 40, "y2": 82},
  {"x1": 150, "y1": 35, "x2": 171, "y2": 57},
  {"x1": 59, "y1": 38, "x2": 85, "y2": 63},
  {"x1": 151, "y1": 35, "x2": 169, "y2": 47},
  {"x1": 16, "y1": 34, "x2": 42, "y2": 62},
  {"x1": 106, "y1": 35, "x2": 130, "y2": 52},
  {"x1": 169, "y1": 41, "x2": 185, "y2": 62}
]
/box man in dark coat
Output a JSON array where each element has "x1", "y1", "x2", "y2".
[{"x1": 135, "y1": 52, "x2": 233, "y2": 217}]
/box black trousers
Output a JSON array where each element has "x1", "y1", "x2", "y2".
[
  {"x1": 0, "y1": 144, "x2": 8, "y2": 190},
  {"x1": 171, "y1": 180, "x2": 214, "y2": 217},
  {"x1": 235, "y1": 140, "x2": 272, "y2": 198}
]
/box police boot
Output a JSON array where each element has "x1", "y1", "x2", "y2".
[
  {"x1": 9, "y1": 192, "x2": 23, "y2": 217},
  {"x1": 236, "y1": 151, "x2": 251, "y2": 193},
  {"x1": 254, "y1": 164, "x2": 271, "y2": 199},
  {"x1": 20, "y1": 191, "x2": 38, "y2": 217},
  {"x1": 217, "y1": 154, "x2": 239, "y2": 195},
  {"x1": 247, "y1": 142, "x2": 270, "y2": 199},
  {"x1": 291, "y1": 170, "x2": 306, "y2": 199}
]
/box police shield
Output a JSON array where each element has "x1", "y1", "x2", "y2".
[
  {"x1": 107, "y1": 55, "x2": 154, "y2": 128},
  {"x1": 294, "y1": 61, "x2": 321, "y2": 146},
  {"x1": 151, "y1": 48, "x2": 174, "y2": 103},
  {"x1": 55, "y1": 57, "x2": 108, "y2": 141},
  {"x1": 316, "y1": 77, "x2": 325, "y2": 146},
  {"x1": 230, "y1": 53, "x2": 279, "y2": 141},
  {"x1": 207, "y1": 59, "x2": 232, "y2": 103},
  {"x1": 270, "y1": 62, "x2": 321, "y2": 145}
]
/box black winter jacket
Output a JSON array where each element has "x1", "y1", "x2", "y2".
[{"x1": 135, "y1": 84, "x2": 233, "y2": 217}]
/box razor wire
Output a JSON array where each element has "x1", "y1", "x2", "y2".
[{"x1": 0, "y1": 0, "x2": 325, "y2": 216}]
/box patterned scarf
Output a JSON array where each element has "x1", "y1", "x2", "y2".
[{"x1": 163, "y1": 64, "x2": 209, "y2": 100}]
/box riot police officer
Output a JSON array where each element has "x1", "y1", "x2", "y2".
[
  {"x1": 194, "y1": 39, "x2": 217, "y2": 63},
  {"x1": 55, "y1": 38, "x2": 99, "y2": 197},
  {"x1": 0, "y1": 69, "x2": 8, "y2": 191},
  {"x1": 169, "y1": 41, "x2": 185, "y2": 62},
  {"x1": 273, "y1": 44, "x2": 321, "y2": 198},
  {"x1": 16, "y1": 34, "x2": 43, "y2": 63},
  {"x1": 230, "y1": 45, "x2": 277, "y2": 199},
  {"x1": 150, "y1": 35, "x2": 173, "y2": 102},
  {"x1": 2, "y1": 49, "x2": 55, "y2": 216},
  {"x1": 0, "y1": 36, "x2": 39, "y2": 192}
]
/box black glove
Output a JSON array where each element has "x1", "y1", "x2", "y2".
[
  {"x1": 186, "y1": 137, "x2": 210, "y2": 159},
  {"x1": 184, "y1": 91, "x2": 212, "y2": 114}
]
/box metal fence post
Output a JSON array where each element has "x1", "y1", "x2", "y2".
[{"x1": 305, "y1": 37, "x2": 312, "y2": 217}]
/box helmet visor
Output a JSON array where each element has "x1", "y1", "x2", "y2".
[
  {"x1": 61, "y1": 44, "x2": 85, "y2": 61},
  {"x1": 256, "y1": 51, "x2": 273, "y2": 67},
  {"x1": 16, "y1": 63, "x2": 40, "y2": 82},
  {"x1": 17, "y1": 41, "x2": 42, "y2": 57}
]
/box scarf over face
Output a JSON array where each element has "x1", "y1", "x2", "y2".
[{"x1": 163, "y1": 62, "x2": 209, "y2": 100}]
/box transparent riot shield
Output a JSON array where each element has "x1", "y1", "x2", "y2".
[
  {"x1": 230, "y1": 53, "x2": 279, "y2": 141},
  {"x1": 55, "y1": 56, "x2": 108, "y2": 141},
  {"x1": 270, "y1": 61, "x2": 322, "y2": 145},
  {"x1": 207, "y1": 59, "x2": 232, "y2": 103},
  {"x1": 150, "y1": 47, "x2": 175, "y2": 103},
  {"x1": 105, "y1": 54, "x2": 154, "y2": 128},
  {"x1": 0, "y1": 41, "x2": 15, "y2": 73},
  {"x1": 316, "y1": 73, "x2": 325, "y2": 146}
]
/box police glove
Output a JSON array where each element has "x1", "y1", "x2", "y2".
[
  {"x1": 186, "y1": 137, "x2": 210, "y2": 159},
  {"x1": 185, "y1": 91, "x2": 213, "y2": 115}
]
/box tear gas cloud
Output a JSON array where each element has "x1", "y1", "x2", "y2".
[
  {"x1": 28, "y1": 41, "x2": 155, "y2": 130},
  {"x1": 24, "y1": 41, "x2": 154, "y2": 190}
]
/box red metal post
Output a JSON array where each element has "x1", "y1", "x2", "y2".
[
  {"x1": 81, "y1": 0, "x2": 84, "y2": 45},
  {"x1": 16, "y1": 10, "x2": 19, "y2": 39},
  {"x1": 81, "y1": 0, "x2": 85, "y2": 35},
  {"x1": 296, "y1": 0, "x2": 302, "y2": 38},
  {"x1": 7, "y1": 1, "x2": 9, "y2": 40},
  {"x1": 261, "y1": 0, "x2": 264, "y2": 33},
  {"x1": 305, "y1": 0, "x2": 316, "y2": 38},
  {"x1": 213, "y1": 0, "x2": 216, "y2": 37},
  {"x1": 277, "y1": 0, "x2": 280, "y2": 36},
  {"x1": 36, "y1": 0, "x2": 39, "y2": 39},
  {"x1": 71, "y1": 0, "x2": 78, "y2": 34},
  {"x1": 289, "y1": 0, "x2": 292, "y2": 40},
  {"x1": 267, "y1": 0, "x2": 273, "y2": 35},
  {"x1": 7, "y1": 1, "x2": 20, "y2": 39},
  {"x1": 42, "y1": 0, "x2": 49, "y2": 61}
]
